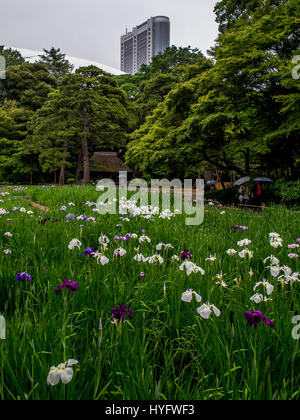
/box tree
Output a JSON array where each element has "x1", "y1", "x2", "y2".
[
  {"x1": 0, "y1": 62, "x2": 57, "y2": 110},
  {"x1": 0, "y1": 101, "x2": 36, "y2": 182},
  {"x1": 139, "y1": 46, "x2": 206, "y2": 76},
  {"x1": 214, "y1": 0, "x2": 288, "y2": 32},
  {"x1": 38, "y1": 47, "x2": 74, "y2": 82},
  {"x1": 116, "y1": 46, "x2": 210, "y2": 126},
  {"x1": 126, "y1": 0, "x2": 300, "y2": 179},
  {"x1": 0, "y1": 46, "x2": 25, "y2": 67},
  {"x1": 26, "y1": 90, "x2": 78, "y2": 184},
  {"x1": 27, "y1": 66, "x2": 132, "y2": 184}
]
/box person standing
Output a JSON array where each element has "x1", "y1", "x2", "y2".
[
  {"x1": 239, "y1": 185, "x2": 245, "y2": 204},
  {"x1": 252, "y1": 181, "x2": 263, "y2": 206},
  {"x1": 239, "y1": 183, "x2": 250, "y2": 206},
  {"x1": 243, "y1": 183, "x2": 250, "y2": 205}
]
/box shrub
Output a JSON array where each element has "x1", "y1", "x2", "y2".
[{"x1": 269, "y1": 179, "x2": 300, "y2": 208}]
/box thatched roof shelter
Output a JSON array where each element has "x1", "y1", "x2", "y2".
[{"x1": 87, "y1": 152, "x2": 133, "y2": 174}]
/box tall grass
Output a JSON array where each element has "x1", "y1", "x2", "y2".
[{"x1": 0, "y1": 185, "x2": 299, "y2": 400}]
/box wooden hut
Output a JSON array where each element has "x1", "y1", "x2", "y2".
[{"x1": 86, "y1": 152, "x2": 133, "y2": 181}]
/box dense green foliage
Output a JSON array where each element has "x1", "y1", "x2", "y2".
[
  {"x1": 116, "y1": 46, "x2": 206, "y2": 125},
  {"x1": 0, "y1": 2, "x2": 299, "y2": 191},
  {"x1": 0, "y1": 101, "x2": 36, "y2": 182},
  {"x1": 270, "y1": 179, "x2": 300, "y2": 207},
  {"x1": 27, "y1": 66, "x2": 135, "y2": 184},
  {"x1": 126, "y1": 0, "x2": 300, "y2": 181},
  {"x1": 0, "y1": 46, "x2": 24, "y2": 67},
  {"x1": 0, "y1": 62, "x2": 57, "y2": 110},
  {"x1": 38, "y1": 47, "x2": 74, "y2": 82}
]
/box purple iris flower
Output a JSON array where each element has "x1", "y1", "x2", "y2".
[
  {"x1": 55, "y1": 278, "x2": 79, "y2": 295},
  {"x1": 66, "y1": 213, "x2": 75, "y2": 221},
  {"x1": 15, "y1": 272, "x2": 32, "y2": 283},
  {"x1": 180, "y1": 248, "x2": 192, "y2": 261},
  {"x1": 83, "y1": 247, "x2": 95, "y2": 256},
  {"x1": 110, "y1": 303, "x2": 133, "y2": 323},
  {"x1": 244, "y1": 311, "x2": 275, "y2": 328},
  {"x1": 232, "y1": 225, "x2": 248, "y2": 231},
  {"x1": 40, "y1": 217, "x2": 50, "y2": 225}
]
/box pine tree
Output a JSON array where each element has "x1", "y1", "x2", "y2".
[{"x1": 38, "y1": 47, "x2": 74, "y2": 82}]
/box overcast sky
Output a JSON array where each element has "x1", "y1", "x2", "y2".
[{"x1": 0, "y1": 0, "x2": 219, "y2": 70}]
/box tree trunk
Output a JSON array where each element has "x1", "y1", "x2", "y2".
[
  {"x1": 80, "y1": 104, "x2": 90, "y2": 185},
  {"x1": 75, "y1": 150, "x2": 83, "y2": 184},
  {"x1": 58, "y1": 138, "x2": 70, "y2": 186},
  {"x1": 245, "y1": 148, "x2": 250, "y2": 175}
]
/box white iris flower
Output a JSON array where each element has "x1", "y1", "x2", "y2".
[
  {"x1": 197, "y1": 303, "x2": 221, "y2": 319},
  {"x1": 181, "y1": 289, "x2": 202, "y2": 303},
  {"x1": 254, "y1": 280, "x2": 274, "y2": 295},
  {"x1": 68, "y1": 238, "x2": 82, "y2": 250},
  {"x1": 47, "y1": 359, "x2": 78, "y2": 386}
]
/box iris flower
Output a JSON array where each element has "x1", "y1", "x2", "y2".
[
  {"x1": 226, "y1": 249, "x2": 237, "y2": 255},
  {"x1": 92, "y1": 251, "x2": 110, "y2": 265},
  {"x1": 238, "y1": 249, "x2": 253, "y2": 259},
  {"x1": 254, "y1": 280, "x2": 274, "y2": 296},
  {"x1": 47, "y1": 359, "x2": 78, "y2": 386},
  {"x1": 181, "y1": 289, "x2": 202, "y2": 303},
  {"x1": 244, "y1": 311, "x2": 275, "y2": 328},
  {"x1": 113, "y1": 248, "x2": 127, "y2": 258},
  {"x1": 68, "y1": 238, "x2": 82, "y2": 250},
  {"x1": 139, "y1": 235, "x2": 151, "y2": 244},
  {"x1": 232, "y1": 225, "x2": 248, "y2": 230},
  {"x1": 55, "y1": 278, "x2": 79, "y2": 295},
  {"x1": 269, "y1": 234, "x2": 283, "y2": 248},
  {"x1": 156, "y1": 243, "x2": 174, "y2": 251},
  {"x1": 83, "y1": 247, "x2": 95, "y2": 256},
  {"x1": 110, "y1": 304, "x2": 133, "y2": 323},
  {"x1": 197, "y1": 303, "x2": 221, "y2": 319},
  {"x1": 237, "y1": 239, "x2": 252, "y2": 247},
  {"x1": 179, "y1": 261, "x2": 205, "y2": 276},
  {"x1": 288, "y1": 254, "x2": 299, "y2": 259},
  {"x1": 15, "y1": 272, "x2": 32, "y2": 283},
  {"x1": 180, "y1": 248, "x2": 192, "y2": 261},
  {"x1": 264, "y1": 255, "x2": 279, "y2": 265},
  {"x1": 147, "y1": 254, "x2": 164, "y2": 264},
  {"x1": 250, "y1": 294, "x2": 272, "y2": 304},
  {"x1": 98, "y1": 234, "x2": 110, "y2": 245}
]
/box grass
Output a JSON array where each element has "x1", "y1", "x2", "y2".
[{"x1": 0, "y1": 184, "x2": 299, "y2": 400}]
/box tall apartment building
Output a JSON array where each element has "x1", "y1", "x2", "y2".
[{"x1": 121, "y1": 16, "x2": 170, "y2": 74}]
